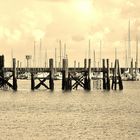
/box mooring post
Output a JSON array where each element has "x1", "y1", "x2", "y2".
[
  {"x1": 31, "y1": 73, "x2": 35, "y2": 90},
  {"x1": 130, "y1": 59, "x2": 133, "y2": 80},
  {"x1": 102, "y1": 59, "x2": 106, "y2": 90},
  {"x1": 0, "y1": 55, "x2": 4, "y2": 87},
  {"x1": 62, "y1": 59, "x2": 70, "y2": 90},
  {"x1": 84, "y1": 59, "x2": 87, "y2": 90},
  {"x1": 117, "y1": 60, "x2": 123, "y2": 90},
  {"x1": 107, "y1": 59, "x2": 110, "y2": 90},
  {"x1": 112, "y1": 59, "x2": 117, "y2": 90},
  {"x1": 112, "y1": 59, "x2": 123, "y2": 90},
  {"x1": 49, "y1": 59, "x2": 54, "y2": 91},
  {"x1": 135, "y1": 61, "x2": 137, "y2": 78},
  {"x1": 13, "y1": 58, "x2": 17, "y2": 91},
  {"x1": 114, "y1": 60, "x2": 117, "y2": 90},
  {"x1": 87, "y1": 59, "x2": 91, "y2": 90}
]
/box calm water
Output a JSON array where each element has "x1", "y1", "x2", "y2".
[{"x1": 0, "y1": 80, "x2": 139, "y2": 140}]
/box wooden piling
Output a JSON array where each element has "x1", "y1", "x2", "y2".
[
  {"x1": 13, "y1": 58, "x2": 17, "y2": 91},
  {"x1": 62, "y1": 59, "x2": 71, "y2": 90},
  {"x1": 31, "y1": 73, "x2": 35, "y2": 90},
  {"x1": 102, "y1": 59, "x2": 110, "y2": 90},
  {"x1": 117, "y1": 60, "x2": 123, "y2": 90},
  {"x1": 112, "y1": 59, "x2": 123, "y2": 90},
  {"x1": 0, "y1": 55, "x2": 4, "y2": 75},
  {"x1": 49, "y1": 59, "x2": 54, "y2": 91},
  {"x1": 130, "y1": 59, "x2": 133, "y2": 80},
  {"x1": 102, "y1": 59, "x2": 106, "y2": 90},
  {"x1": 106, "y1": 59, "x2": 110, "y2": 90},
  {"x1": 87, "y1": 59, "x2": 91, "y2": 90},
  {"x1": 0, "y1": 55, "x2": 4, "y2": 87},
  {"x1": 84, "y1": 59, "x2": 88, "y2": 90}
]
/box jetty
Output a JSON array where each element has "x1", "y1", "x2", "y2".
[{"x1": 0, "y1": 55, "x2": 125, "y2": 91}]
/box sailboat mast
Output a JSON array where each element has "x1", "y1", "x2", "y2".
[
  {"x1": 45, "y1": 48, "x2": 48, "y2": 67},
  {"x1": 128, "y1": 19, "x2": 131, "y2": 67},
  {"x1": 125, "y1": 39, "x2": 128, "y2": 68},
  {"x1": 115, "y1": 48, "x2": 117, "y2": 60},
  {"x1": 64, "y1": 43, "x2": 66, "y2": 59},
  {"x1": 33, "y1": 41, "x2": 36, "y2": 67},
  {"x1": 100, "y1": 40, "x2": 102, "y2": 67},
  {"x1": 59, "y1": 40, "x2": 62, "y2": 68},
  {"x1": 93, "y1": 49, "x2": 96, "y2": 68},
  {"x1": 11, "y1": 48, "x2": 13, "y2": 67},
  {"x1": 136, "y1": 36, "x2": 138, "y2": 68},
  {"x1": 39, "y1": 39, "x2": 42, "y2": 67},
  {"x1": 88, "y1": 40, "x2": 91, "y2": 59},
  {"x1": 55, "y1": 48, "x2": 57, "y2": 70}
]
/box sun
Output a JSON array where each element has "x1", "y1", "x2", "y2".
[{"x1": 74, "y1": 0, "x2": 93, "y2": 15}]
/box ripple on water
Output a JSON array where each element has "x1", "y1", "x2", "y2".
[{"x1": 0, "y1": 80, "x2": 139, "y2": 139}]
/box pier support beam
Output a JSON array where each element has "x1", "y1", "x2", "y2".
[
  {"x1": 0, "y1": 55, "x2": 4, "y2": 88},
  {"x1": 49, "y1": 59, "x2": 54, "y2": 91},
  {"x1": 13, "y1": 58, "x2": 17, "y2": 91},
  {"x1": 84, "y1": 59, "x2": 91, "y2": 90},
  {"x1": 102, "y1": 59, "x2": 110, "y2": 90},
  {"x1": 62, "y1": 59, "x2": 71, "y2": 91},
  {"x1": 112, "y1": 59, "x2": 123, "y2": 90},
  {"x1": 30, "y1": 59, "x2": 54, "y2": 91},
  {"x1": 31, "y1": 73, "x2": 35, "y2": 90},
  {"x1": 0, "y1": 56, "x2": 18, "y2": 91}
]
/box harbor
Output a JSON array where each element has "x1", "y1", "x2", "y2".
[{"x1": 0, "y1": 0, "x2": 140, "y2": 140}]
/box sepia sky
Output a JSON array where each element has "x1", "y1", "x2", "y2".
[{"x1": 0, "y1": 0, "x2": 140, "y2": 67}]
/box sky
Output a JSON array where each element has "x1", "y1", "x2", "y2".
[{"x1": 0, "y1": 0, "x2": 140, "y2": 67}]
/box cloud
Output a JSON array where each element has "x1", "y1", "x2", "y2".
[
  {"x1": 71, "y1": 35, "x2": 85, "y2": 42},
  {"x1": 32, "y1": 29, "x2": 45, "y2": 40},
  {"x1": 36, "y1": 0, "x2": 70, "y2": 2},
  {"x1": 0, "y1": 0, "x2": 140, "y2": 66}
]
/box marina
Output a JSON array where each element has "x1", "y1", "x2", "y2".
[{"x1": 0, "y1": 0, "x2": 140, "y2": 139}]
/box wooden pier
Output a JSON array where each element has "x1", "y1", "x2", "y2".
[{"x1": 0, "y1": 55, "x2": 124, "y2": 91}]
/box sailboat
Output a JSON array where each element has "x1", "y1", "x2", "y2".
[{"x1": 122, "y1": 34, "x2": 140, "y2": 81}]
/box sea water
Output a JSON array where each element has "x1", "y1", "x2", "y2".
[{"x1": 0, "y1": 80, "x2": 139, "y2": 140}]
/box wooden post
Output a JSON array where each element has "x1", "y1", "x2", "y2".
[
  {"x1": 106, "y1": 59, "x2": 110, "y2": 90},
  {"x1": 13, "y1": 58, "x2": 17, "y2": 91},
  {"x1": 135, "y1": 61, "x2": 137, "y2": 79},
  {"x1": 31, "y1": 73, "x2": 35, "y2": 90},
  {"x1": 0, "y1": 55, "x2": 4, "y2": 87},
  {"x1": 112, "y1": 59, "x2": 123, "y2": 90},
  {"x1": 62, "y1": 59, "x2": 70, "y2": 90},
  {"x1": 0, "y1": 55, "x2": 4, "y2": 75},
  {"x1": 117, "y1": 60, "x2": 123, "y2": 90},
  {"x1": 87, "y1": 59, "x2": 91, "y2": 90},
  {"x1": 49, "y1": 59, "x2": 54, "y2": 91},
  {"x1": 102, "y1": 59, "x2": 106, "y2": 90},
  {"x1": 84, "y1": 59, "x2": 87, "y2": 90},
  {"x1": 131, "y1": 59, "x2": 133, "y2": 80},
  {"x1": 68, "y1": 72, "x2": 72, "y2": 90},
  {"x1": 114, "y1": 60, "x2": 117, "y2": 90}
]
